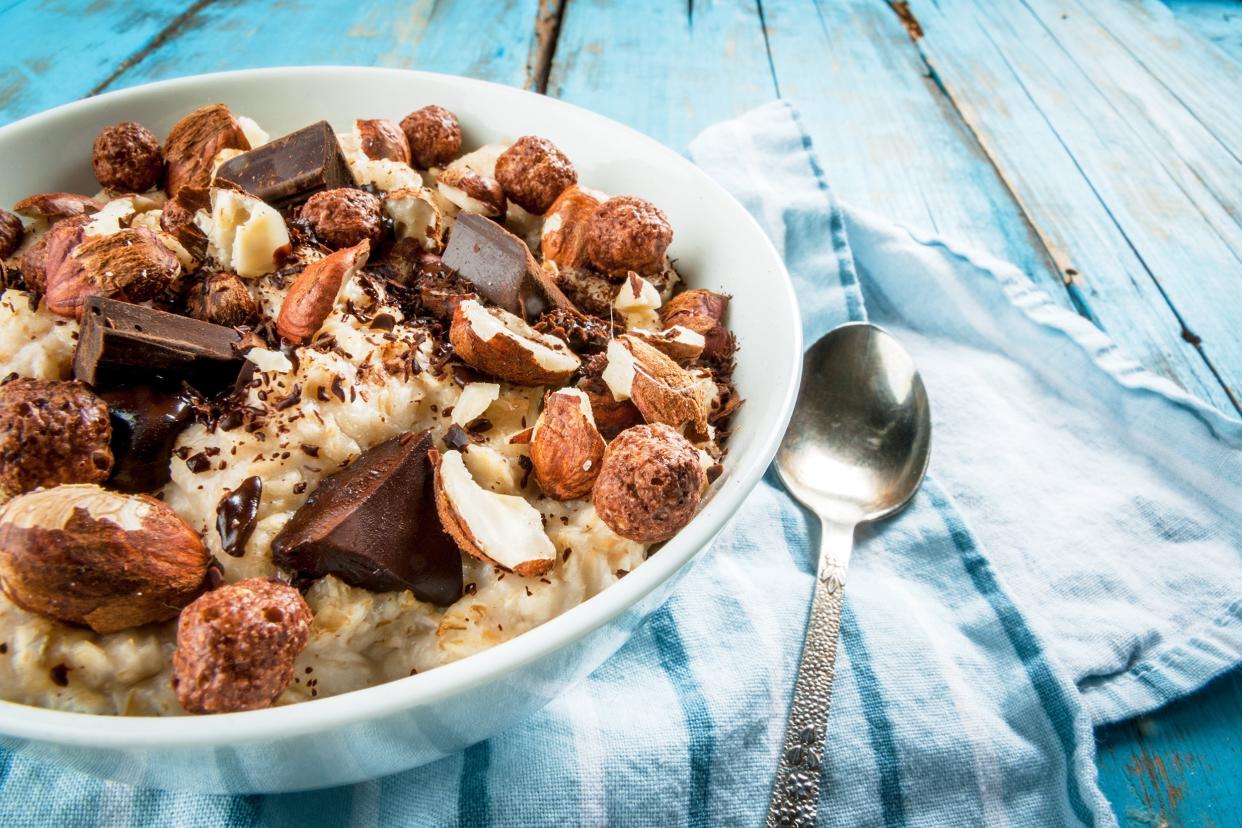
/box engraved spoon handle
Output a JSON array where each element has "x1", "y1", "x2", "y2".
[{"x1": 764, "y1": 518, "x2": 855, "y2": 828}]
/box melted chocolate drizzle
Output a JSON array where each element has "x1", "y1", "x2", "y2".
[{"x1": 216, "y1": 475, "x2": 263, "y2": 558}]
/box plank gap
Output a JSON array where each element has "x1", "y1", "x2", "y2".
[
  {"x1": 754, "y1": 0, "x2": 782, "y2": 98},
  {"x1": 88, "y1": 0, "x2": 219, "y2": 97},
  {"x1": 527, "y1": 0, "x2": 568, "y2": 93}
]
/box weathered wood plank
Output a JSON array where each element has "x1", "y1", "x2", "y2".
[
  {"x1": 904, "y1": 0, "x2": 1240, "y2": 412},
  {"x1": 1163, "y1": 0, "x2": 1242, "y2": 67},
  {"x1": 547, "y1": 0, "x2": 778, "y2": 153},
  {"x1": 1096, "y1": 669, "x2": 1242, "y2": 827},
  {"x1": 0, "y1": 0, "x2": 200, "y2": 124},
  {"x1": 99, "y1": 0, "x2": 546, "y2": 93},
  {"x1": 760, "y1": 0, "x2": 1069, "y2": 309}
]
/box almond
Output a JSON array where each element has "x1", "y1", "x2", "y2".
[
  {"x1": 430, "y1": 448, "x2": 556, "y2": 576},
  {"x1": 601, "y1": 335, "x2": 714, "y2": 435},
  {"x1": 276, "y1": 240, "x2": 370, "y2": 344},
  {"x1": 0, "y1": 484, "x2": 209, "y2": 632},
  {"x1": 449, "y1": 298, "x2": 581, "y2": 386},
  {"x1": 165, "y1": 104, "x2": 251, "y2": 197},
  {"x1": 530, "y1": 388, "x2": 606, "y2": 500}
]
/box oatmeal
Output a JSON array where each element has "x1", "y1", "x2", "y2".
[{"x1": 0, "y1": 102, "x2": 738, "y2": 715}]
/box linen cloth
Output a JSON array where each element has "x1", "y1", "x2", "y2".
[{"x1": 2, "y1": 101, "x2": 1240, "y2": 826}]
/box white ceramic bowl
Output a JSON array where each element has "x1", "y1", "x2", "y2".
[{"x1": 0, "y1": 67, "x2": 801, "y2": 793}]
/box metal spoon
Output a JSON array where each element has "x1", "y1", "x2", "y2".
[{"x1": 765, "y1": 322, "x2": 931, "y2": 828}]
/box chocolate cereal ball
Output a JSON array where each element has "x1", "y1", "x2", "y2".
[
  {"x1": 302, "y1": 188, "x2": 384, "y2": 250},
  {"x1": 399, "y1": 105, "x2": 463, "y2": 169},
  {"x1": 494, "y1": 136, "x2": 577, "y2": 214},
  {"x1": 92, "y1": 121, "x2": 164, "y2": 192},
  {"x1": 585, "y1": 196, "x2": 673, "y2": 278},
  {"x1": 591, "y1": 423, "x2": 705, "y2": 543},
  {"x1": 0, "y1": 378, "x2": 113, "y2": 499}
]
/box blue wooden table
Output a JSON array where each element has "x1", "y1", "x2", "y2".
[{"x1": 1, "y1": 0, "x2": 1240, "y2": 823}]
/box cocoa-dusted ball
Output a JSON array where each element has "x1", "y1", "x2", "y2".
[
  {"x1": 0, "y1": 210, "x2": 23, "y2": 260},
  {"x1": 592, "y1": 423, "x2": 705, "y2": 543},
  {"x1": 0, "y1": 377, "x2": 113, "y2": 499},
  {"x1": 494, "y1": 136, "x2": 577, "y2": 214},
  {"x1": 399, "y1": 105, "x2": 462, "y2": 169},
  {"x1": 302, "y1": 188, "x2": 384, "y2": 250},
  {"x1": 92, "y1": 121, "x2": 164, "y2": 192},
  {"x1": 173, "y1": 578, "x2": 312, "y2": 714},
  {"x1": 585, "y1": 196, "x2": 673, "y2": 278}
]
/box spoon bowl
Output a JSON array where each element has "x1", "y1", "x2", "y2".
[{"x1": 765, "y1": 322, "x2": 931, "y2": 828}]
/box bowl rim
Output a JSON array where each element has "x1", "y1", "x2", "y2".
[{"x1": 0, "y1": 66, "x2": 803, "y2": 748}]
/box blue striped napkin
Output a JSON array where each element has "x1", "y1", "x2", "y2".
[{"x1": 3, "y1": 101, "x2": 1241, "y2": 827}]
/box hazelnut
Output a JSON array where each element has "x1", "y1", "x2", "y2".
[
  {"x1": 436, "y1": 166, "x2": 506, "y2": 218},
  {"x1": 531, "y1": 388, "x2": 606, "y2": 500},
  {"x1": 0, "y1": 484, "x2": 209, "y2": 632},
  {"x1": 661, "y1": 288, "x2": 734, "y2": 365},
  {"x1": 45, "y1": 226, "x2": 181, "y2": 317},
  {"x1": 494, "y1": 136, "x2": 577, "y2": 214},
  {"x1": 541, "y1": 185, "x2": 601, "y2": 269},
  {"x1": 600, "y1": 336, "x2": 715, "y2": 435},
  {"x1": 302, "y1": 188, "x2": 384, "y2": 250},
  {"x1": 160, "y1": 187, "x2": 210, "y2": 262},
  {"x1": 0, "y1": 378, "x2": 113, "y2": 499},
  {"x1": 92, "y1": 121, "x2": 164, "y2": 192},
  {"x1": 164, "y1": 104, "x2": 251, "y2": 197},
  {"x1": 383, "y1": 187, "x2": 444, "y2": 252},
  {"x1": 400, "y1": 105, "x2": 462, "y2": 169},
  {"x1": 553, "y1": 264, "x2": 618, "y2": 317},
  {"x1": 19, "y1": 214, "x2": 88, "y2": 293},
  {"x1": 592, "y1": 424, "x2": 705, "y2": 543},
  {"x1": 173, "y1": 578, "x2": 312, "y2": 714},
  {"x1": 356, "y1": 118, "x2": 411, "y2": 164},
  {"x1": 186, "y1": 271, "x2": 258, "y2": 327},
  {"x1": 577, "y1": 375, "x2": 643, "y2": 440},
  {"x1": 0, "y1": 210, "x2": 23, "y2": 260},
  {"x1": 585, "y1": 196, "x2": 673, "y2": 278},
  {"x1": 449, "y1": 298, "x2": 581, "y2": 386},
  {"x1": 13, "y1": 193, "x2": 103, "y2": 226}
]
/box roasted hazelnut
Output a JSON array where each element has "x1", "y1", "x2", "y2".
[
  {"x1": 92, "y1": 121, "x2": 164, "y2": 192},
  {"x1": 357, "y1": 118, "x2": 411, "y2": 164},
  {"x1": 577, "y1": 375, "x2": 642, "y2": 440},
  {"x1": 553, "y1": 265, "x2": 618, "y2": 317},
  {"x1": 160, "y1": 187, "x2": 210, "y2": 262},
  {"x1": 173, "y1": 577, "x2": 312, "y2": 714},
  {"x1": 494, "y1": 136, "x2": 577, "y2": 214},
  {"x1": 0, "y1": 210, "x2": 23, "y2": 260},
  {"x1": 661, "y1": 288, "x2": 734, "y2": 365},
  {"x1": 0, "y1": 484, "x2": 208, "y2": 632},
  {"x1": 0, "y1": 377, "x2": 113, "y2": 499},
  {"x1": 400, "y1": 105, "x2": 462, "y2": 169},
  {"x1": 436, "y1": 166, "x2": 506, "y2": 218},
  {"x1": 45, "y1": 226, "x2": 181, "y2": 318},
  {"x1": 164, "y1": 104, "x2": 251, "y2": 197},
  {"x1": 592, "y1": 423, "x2": 705, "y2": 543},
  {"x1": 186, "y1": 271, "x2": 258, "y2": 327},
  {"x1": 13, "y1": 193, "x2": 102, "y2": 226},
  {"x1": 301, "y1": 188, "x2": 384, "y2": 250},
  {"x1": 585, "y1": 196, "x2": 673, "y2": 278}
]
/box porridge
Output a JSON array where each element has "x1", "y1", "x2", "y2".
[{"x1": 0, "y1": 103, "x2": 739, "y2": 715}]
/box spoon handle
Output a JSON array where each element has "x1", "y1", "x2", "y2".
[{"x1": 765, "y1": 518, "x2": 854, "y2": 828}]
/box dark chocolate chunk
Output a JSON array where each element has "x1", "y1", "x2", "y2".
[
  {"x1": 102, "y1": 385, "x2": 195, "y2": 492},
  {"x1": 217, "y1": 476, "x2": 262, "y2": 558},
  {"x1": 441, "y1": 214, "x2": 575, "y2": 321},
  {"x1": 215, "y1": 121, "x2": 355, "y2": 209},
  {"x1": 271, "y1": 430, "x2": 463, "y2": 605},
  {"x1": 74, "y1": 297, "x2": 246, "y2": 394}
]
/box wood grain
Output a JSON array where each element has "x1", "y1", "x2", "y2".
[{"x1": 1165, "y1": 0, "x2": 1242, "y2": 67}]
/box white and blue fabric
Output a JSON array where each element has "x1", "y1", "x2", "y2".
[{"x1": 2, "y1": 101, "x2": 1240, "y2": 827}]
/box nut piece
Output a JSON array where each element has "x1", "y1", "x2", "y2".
[
  {"x1": 437, "y1": 166, "x2": 506, "y2": 218},
  {"x1": 661, "y1": 288, "x2": 734, "y2": 364},
  {"x1": 19, "y1": 215, "x2": 88, "y2": 293},
  {"x1": 449, "y1": 298, "x2": 581, "y2": 386},
  {"x1": 173, "y1": 578, "x2": 312, "y2": 714},
  {"x1": 0, "y1": 210, "x2": 23, "y2": 260},
  {"x1": 14, "y1": 193, "x2": 103, "y2": 226},
  {"x1": 585, "y1": 196, "x2": 673, "y2": 278},
  {"x1": 164, "y1": 104, "x2": 252, "y2": 197},
  {"x1": 0, "y1": 378, "x2": 112, "y2": 499},
  {"x1": 577, "y1": 375, "x2": 643, "y2": 440},
  {"x1": 400, "y1": 105, "x2": 462, "y2": 169},
  {"x1": 494, "y1": 136, "x2": 577, "y2": 214},
  {"x1": 383, "y1": 187, "x2": 444, "y2": 252},
  {"x1": 592, "y1": 424, "x2": 705, "y2": 543},
  {"x1": 277, "y1": 240, "x2": 370, "y2": 344},
  {"x1": 531, "y1": 388, "x2": 606, "y2": 500},
  {"x1": 430, "y1": 448, "x2": 557, "y2": 576},
  {"x1": 45, "y1": 226, "x2": 181, "y2": 317},
  {"x1": 601, "y1": 336, "x2": 715, "y2": 435},
  {"x1": 533, "y1": 306, "x2": 621, "y2": 356},
  {"x1": 302, "y1": 188, "x2": 384, "y2": 249},
  {"x1": 356, "y1": 118, "x2": 411, "y2": 164},
  {"x1": 541, "y1": 185, "x2": 601, "y2": 269},
  {"x1": 160, "y1": 186, "x2": 210, "y2": 262},
  {"x1": 186, "y1": 271, "x2": 258, "y2": 327},
  {"x1": 0, "y1": 484, "x2": 209, "y2": 632},
  {"x1": 203, "y1": 188, "x2": 291, "y2": 278},
  {"x1": 552, "y1": 263, "x2": 619, "y2": 317},
  {"x1": 92, "y1": 121, "x2": 164, "y2": 192},
  {"x1": 629, "y1": 325, "x2": 706, "y2": 363}
]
